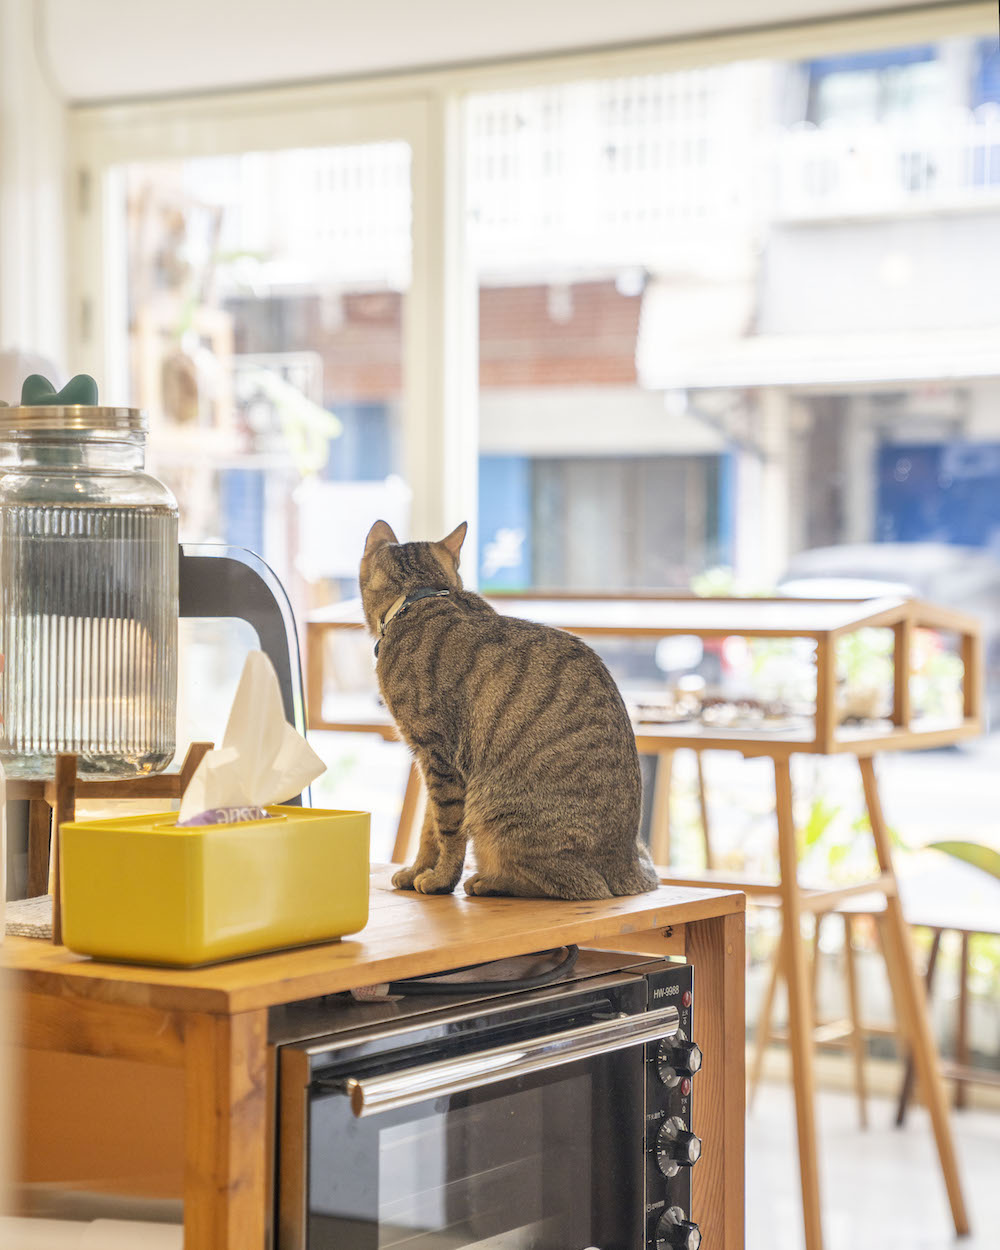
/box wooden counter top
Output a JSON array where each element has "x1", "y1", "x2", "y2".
[{"x1": 1, "y1": 870, "x2": 743, "y2": 1016}]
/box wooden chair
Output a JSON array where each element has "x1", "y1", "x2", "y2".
[
  {"x1": 748, "y1": 892, "x2": 895, "y2": 1130},
  {"x1": 748, "y1": 847, "x2": 1000, "y2": 1128}
]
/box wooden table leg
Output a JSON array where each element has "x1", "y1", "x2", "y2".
[
  {"x1": 748, "y1": 924, "x2": 783, "y2": 1111},
  {"x1": 810, "y1": 912, "x2": 823, "y2": 1016},
  {"x1": 860, "y1": 757, "x2": 969, "y2": 1236},
  {"x1": 649, "y1": 748, "x2": 675, "y2": 866},
  {"x1": 841, "y1": 912, "x2": 868, "y2": 1130},
  {"x1": 895, "y1": 926, "x2": 941, "y2": 1125},
  {"x1": 686, "y1": 910, "x2": 746, "y2": 1250},
  {"x1": 774, "y1": 756, "x2": 824, "y2": 1250},
  {"x1": 955, "y1": 931, "x2": 970, "y2": 1110},
  {"x1": 184, "y1": 1009, "x2": 269, "y2": 1250},
  {"x1": 392, "y1": 760, "x2": 424, "y2": 865},
  {"x1": 695, "y1": 750, "x2": 714, "y2": 869}
]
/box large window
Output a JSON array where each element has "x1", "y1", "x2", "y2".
[
  {"x1": 466, "y1": 39, "x2": 1000, "y2": 603},
  {"x1": 466, "y1": 67, "x2": 755, "y2": 590},
  {"x1": 457, "y1": 32, "x2": 1000, "y2": 932},
  {"x1": 117, "y1": 141, "x2": 412, "y2": 620},
  {"x1": 75, "y1": 18, "x2": 1000, "y2": 864}
]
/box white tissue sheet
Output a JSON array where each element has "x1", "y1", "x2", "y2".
[{"x1": 178, "y1": 651, "x2": 325, "y2": 825}]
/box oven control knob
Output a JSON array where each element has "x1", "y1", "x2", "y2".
[
  {"x1": 656, "y1": 1036, "x2": 703, "y2": 1087},
  {"x1": 655, "y1": 1116, "x2": 702, "y2": 1177},
  {"x1": 655, "y1": 1205, "x2": 702, "y2": 1250}
]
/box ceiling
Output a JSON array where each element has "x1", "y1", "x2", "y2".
[{"x1": 43, "y1": 0, "x2": 948, "y2": 103}]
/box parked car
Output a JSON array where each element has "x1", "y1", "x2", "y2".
[{"x1": 779, "y1": 542, "x2": 1000, "y2": 728}]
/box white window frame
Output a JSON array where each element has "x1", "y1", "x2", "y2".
[
  {"x1": 66, "y1": 2, "x2": 994, "y2": 553},
  {"x1": 70, "y1": 86, "x2": 477, "y2": 547}
]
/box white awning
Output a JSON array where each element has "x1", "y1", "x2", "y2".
[{"x1": 637, "y1": 319, "x2": 1000, "y2": 392}]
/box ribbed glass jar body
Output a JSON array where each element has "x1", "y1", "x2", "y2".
[{"x1": 0, "y1": 423, "x2": 178, "y2": 779}]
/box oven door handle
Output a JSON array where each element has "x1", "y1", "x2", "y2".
[{"x1": 337, "y1": 1003, "x2": 680, "y2": 1117}]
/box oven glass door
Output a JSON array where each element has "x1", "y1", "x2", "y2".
[{"x1": 306, "y1": 1049, "x2": 644, "y2": 1250}]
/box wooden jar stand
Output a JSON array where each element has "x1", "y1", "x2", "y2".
[{"x1": 7, "y1": 742, "x2": 213, "y2": 944}]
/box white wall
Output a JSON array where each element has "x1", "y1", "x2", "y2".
[
  {"x1": 479, "y1": 386, "x2": 726, "y2": 457},
  {"x1": 760, "y1": 214, "x2": 1000, "y2": 336},
  {"x1": 0, "y1": 0, "x2": 67, "y2": 368},
  {"x1": 967, "y1": 381, "x2": 1000, "y2": 438}
]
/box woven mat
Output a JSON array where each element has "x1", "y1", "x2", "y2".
[{"x1": 4, "y1": 894, "x2": 53, "y2": 939}]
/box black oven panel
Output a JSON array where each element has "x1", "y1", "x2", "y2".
[
  {"x1": 644, "y1": 964, "x2": 701, "y2": 1249},
  {"x1": 274, "y1": 954, "x2": 699, "y2": 1250}
]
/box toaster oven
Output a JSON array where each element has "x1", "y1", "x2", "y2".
[{"x1": 273, "y1": 950, "x2": 703, "y2": 1250}]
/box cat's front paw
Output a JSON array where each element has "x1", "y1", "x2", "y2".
[
  {"x1": 392, "y1": 866, "x2": 421, "y2": 890},
  {"x1": 413, "y1": 869, "x2": 458, "y2": 895}
]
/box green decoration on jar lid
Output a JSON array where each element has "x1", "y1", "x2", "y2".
[{"x1": 21, "y1": 373, "x2": 100, "y2": 407}]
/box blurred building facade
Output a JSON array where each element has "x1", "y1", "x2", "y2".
[{"x1": 121, "y1": 34, "x2": 1000, "y2": 599}]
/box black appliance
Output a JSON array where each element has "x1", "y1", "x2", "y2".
[{"x1": 273, "y1": 950, "x2": 703, "y2": 1250}]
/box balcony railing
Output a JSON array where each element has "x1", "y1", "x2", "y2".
[
  {"x1": 204, "y1": 93, "x2": 1000, "y2": 290},
  {"x1": 773, "y1": 109, "x2": 1000, "y2": 220}
]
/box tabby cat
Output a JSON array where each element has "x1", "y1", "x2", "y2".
[{"x1": 360, "y1": 519, "x2": 658, "y2": 900}]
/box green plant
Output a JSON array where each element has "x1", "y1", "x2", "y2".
[
  {"x1": 837, "y1": 627, "x2": 893, "y2": 690},
  {"x1": 690, "y1": 566, "x2": 771, "y2": 598},
  {"x1": 928, "y1": 840, "x2": 1000, "y2": 878}
]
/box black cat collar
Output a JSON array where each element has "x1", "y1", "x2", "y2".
[{"x1": 375, "y1": 588, "x2": 450, "y2": 656}]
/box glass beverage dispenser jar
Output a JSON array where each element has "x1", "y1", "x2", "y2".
[{"x1": 0, "y1": 376, "x2": 178, "y2": 779}]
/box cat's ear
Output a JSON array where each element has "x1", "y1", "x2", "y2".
[
  {"x1": 439, "y1": 521, "x2": 468, "y2": 566},
  {"x1": 364, "y1": 519, "x2": 398, "y2": 557}
]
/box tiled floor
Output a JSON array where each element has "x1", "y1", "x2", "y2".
[{"x1": 748, "y1": 1083, "x2": 1000, "y2": 1250}]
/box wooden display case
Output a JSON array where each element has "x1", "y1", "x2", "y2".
[
  {"x1": 305, "y1": 593, "x2": 983, "y2": 757},
  {"x1": 608, "y1": 594, "x2": 983, "y2": 756}
]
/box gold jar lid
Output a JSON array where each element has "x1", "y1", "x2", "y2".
[{"x1": 0, "y1": 405, "x2": 148, "y2": 434}]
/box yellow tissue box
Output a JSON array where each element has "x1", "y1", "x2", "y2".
[{"x1": 59, "y1": 805, "x2": 370, "y2": 966}]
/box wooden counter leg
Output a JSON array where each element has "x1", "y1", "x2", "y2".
[
  {"x1": 859, "y1": 757, "x2": 969, "y2": 1236},
  {"x1": 686, "y1": 910, "x2": 745, "y2": 1250},
  {"x1": 184, "y1": 1009, "x2": 269, "y2": 1250},
  {"x1": 774, "y1": 757, "x2": 824, "y2": 1250}
]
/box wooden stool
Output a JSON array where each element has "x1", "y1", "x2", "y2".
[
  {"x1": 658, "y1": 753, "x2": 969, "y2": 1250},
  {"x1": 748, "y1": 892, "x2": 895, "y2": 1130},
  {"x1": 8, "y1": 742, "x2": 212, "y2": 944}
]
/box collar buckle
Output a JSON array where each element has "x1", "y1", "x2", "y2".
[{"x1": 375, "y1": 588, "x2": 450, "y2": 656}]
